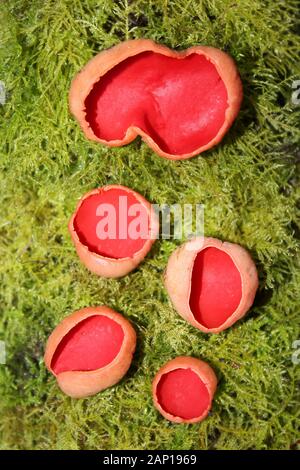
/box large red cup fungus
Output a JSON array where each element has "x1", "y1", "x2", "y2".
[
  {"x1": 68, "y1": 184, "x2": 159, "y2": 278},
  {"x1": 69, "y1": 39, "x2": 243, "y2": 160},
  {"x1": 164, "y1": 237, "x2": 258, "y2": 333},
  {"x1": 152, "y1": 357, "x2": 217, "y2": 423},
  {"x1": 44, "y1": 306, "x2": 136, "y2": 398}
]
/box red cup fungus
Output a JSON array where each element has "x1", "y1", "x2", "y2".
[
  {"x1": 152, "y1": 357, "x2": 217, "y2": 423},
  {"x1": 44, "y1": 306, "x2": 136, "y2": 398},
  {"x1": 164, "y1": 237, "x2": 258, "y2": 333},
  {"x1": 68, "y1": 184, "x2": 159, "y2": 278},
  {"x1": 69, "y1": 39, "x2": 243, "y2": 160}
]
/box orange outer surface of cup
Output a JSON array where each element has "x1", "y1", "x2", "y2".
[
  {"x1": 152, "y1": 356, "x2": 217, "y2": 424},
  {"x1": 164, "y1": 237, "x2": 259, "y2": 333},
  {"x1": 69, "y1": 39, "x2": 243, "y2": 160},
  {"x1": 44, "y1": 306, "x2": 136, "y2": 398},
  {"x1": 68, "y1": 184, "x2": 159, "y2": 278}
]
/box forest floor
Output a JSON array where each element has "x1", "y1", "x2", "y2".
[{"x1": 0, "y1": 0, "x2": 299, "y2": 450}]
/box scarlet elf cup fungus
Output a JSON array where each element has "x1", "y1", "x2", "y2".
[
  {"x1": 69, "y1": 39, "x2": 243, "y2": 160},
  {"x1": 164, "y1": 237, "x2": 259, "y2": 333},
  {"x1": 44, "y1": 306, "x2": 136, "y2": 398},
  {"x1": 152, "y1": 357, "x2": 217, "y2": 423},
  {"x1": 68, "y1": 185, "x2": 159, "y2": 278}
]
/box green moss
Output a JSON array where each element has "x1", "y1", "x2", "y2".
[{"x1": 0, "y1": 0, "x2": 299, "y2": 450}]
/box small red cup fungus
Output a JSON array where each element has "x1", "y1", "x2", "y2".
[
  {"x1": 69, "y1": 39, "x2": 242, "y2": 160},
  {"x1": 44, "y1": 306, "x2": 136, "y2": 398},
  {"x1": 152, "y1": 357, "x2": 217, "y2": 423},
  {"x1": 164, "y1": 237, "x2": 258, "y2": 333},
  {"x1": 68, "y1": 184, "x2": 158, "y2": 278}
]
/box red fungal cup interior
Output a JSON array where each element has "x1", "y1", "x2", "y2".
[
  {"x1": 51, "y1": 315, "x2": 124, "y2": 374},
  {"x1": 189, "y1": 247, "x2": 242, "y2": 329},
  {"x1": 73, "y1": 187, "x2": 150, "y2": 259},
  {"x1": 156, "y1": 368, "x2": 210, "y2": 420},
  {"x1": 85, "y1": 52, "x2": 228, "y2": 155}
]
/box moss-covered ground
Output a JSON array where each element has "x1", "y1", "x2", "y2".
[{"x1": 0, "y1": 0, "x2": 299, "y2": 450}]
